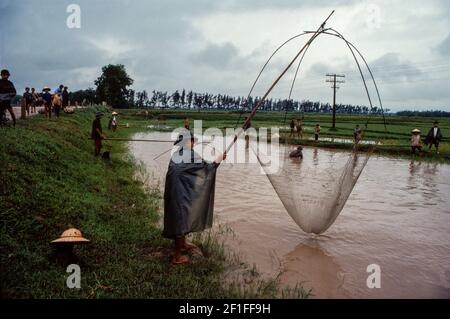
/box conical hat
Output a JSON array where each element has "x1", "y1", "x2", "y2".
[{"x1": 51, "y1": 228, "x2": 90, "y2": 244}]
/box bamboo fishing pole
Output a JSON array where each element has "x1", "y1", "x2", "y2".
[
  {"x1": 101, "y1": 137, "x2": 213, "y2": 144},
  {"x1": 225, "y1": 10, "x2": 335, "y2": 154},
  {"x1": 103, "y1": 138, "x2": 174, "y2": 143}
]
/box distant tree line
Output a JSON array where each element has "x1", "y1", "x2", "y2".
[
  {"x1": 128, "y1": 89, "x2": 388, "y2": 115},
  {"x1": 396, "y1": 110, "x2": 450, "y2": 117},
  {"x1": 68, "y1": 87, "x2": 389, "y2": 114}
]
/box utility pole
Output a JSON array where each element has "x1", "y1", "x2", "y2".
[{"x1": 326, "y1": 74, "x2": 345, "y2": 129}]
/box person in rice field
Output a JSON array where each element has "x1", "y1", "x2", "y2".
[
  {"x1": 424, "y1": 121, "x2": 443, "y2": 154},
  {"x1": 295, "y1": 119, "x2": 304, "y2": 139},
  {"x1": 314, "y1": 124, "x2": 321, "y2": 141},
  {"x1": 353, "y1": 124, "x2": 363, "y2": 144},
  {"x1": 163, "y1": 129, "x2": 226, "y2": 265},
  {"x1": 410, "y1": 128, "x2": 422, "y2": 155},
  {"x1": 289, "y1": 119, "x2": 296, "y2": 138}
]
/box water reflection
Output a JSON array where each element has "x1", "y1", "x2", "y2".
[
  {"x1": 407, "y1": 160, "x2": 439, "y2": 203},
  {"x1": 280, "y1": 242, "x2": 348, "y2": 298},
  {"x1": 313, "y1": 148, "x2": 319, "y2": 166}
]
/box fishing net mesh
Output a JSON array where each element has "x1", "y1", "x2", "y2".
[{"x1": 255, "y1": 144, "x2": 371, "y2": 234}]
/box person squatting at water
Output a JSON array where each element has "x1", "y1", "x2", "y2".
[
  {"x1": 410, "y1": 128, "x2": 422, "y2": 155},
  {"x1": 289, "y1": 146, "x2": 303, "y2": 159},
  {"x1": 424, "y1": 121, "x2": 443, "y2": 154},
  {"x1": 91, "y1": 112, "x2": 105, "y2": 156},
  {"x1": 163, "y1": 130, "x2": 226, "y2": 265},
  {"x1": 0, "y1": 69, "x2": 17, "y2": 126}
]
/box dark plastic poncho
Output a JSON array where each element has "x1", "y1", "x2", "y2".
[{"x1": 162, "y1": 150, "x2": 218, "y2": 239}]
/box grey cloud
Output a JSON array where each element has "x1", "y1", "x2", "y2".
[
  {"x1": 369, "y1": 53, "x2": 422, "y2": 82},
  {"x1": 435, "y1": 33, "x2": 450, "y2": 57},
  {"x1": 190, "y1": 42, "x2": 239, "y2": 69}
]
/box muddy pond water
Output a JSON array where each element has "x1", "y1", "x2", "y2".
[{"x1": 130, "y1": 132, "x2": 450, "y2": 298}]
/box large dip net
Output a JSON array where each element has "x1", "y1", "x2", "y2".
[
  {"x1": 228, "y1": 12, "x2": 386, "y2": 234},
  {"x1": 256, "y1": 145, "x2": 371, "y2": 234}
]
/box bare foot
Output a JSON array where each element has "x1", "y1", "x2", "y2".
[
  {"x1": 171, "y1": 254, "x2": 190, "y2": 265},
  {"x1": 181, "y1": 241, "x2": 198, "y2": 253}
]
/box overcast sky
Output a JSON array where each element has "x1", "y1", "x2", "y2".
[{"x1": 1, "y1": 0, "x2": 449, "y2": 111}]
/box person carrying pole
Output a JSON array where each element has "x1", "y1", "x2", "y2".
[
  {"x1": 163, "y1": 130, "x2": 226, "y2": 265},
  {"x1": 91, "y1": 112, "x2": 105, "y2": 156}
]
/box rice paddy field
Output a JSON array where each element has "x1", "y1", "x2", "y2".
[{"x1": 116, "y1": 109, "x2": 450, "y2": 161}]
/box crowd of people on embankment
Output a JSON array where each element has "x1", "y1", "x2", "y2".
[{"x1": 0, "y1": 69, "x2": 73, "y2": 126}]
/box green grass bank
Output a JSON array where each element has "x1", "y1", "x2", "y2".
[{"x1": 0, "y1": 107, "x2": 309, "y2": 298}]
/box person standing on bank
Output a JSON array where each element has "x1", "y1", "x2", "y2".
[
  {"x1": 163, "y1": 130, "x2": 226, "y2": 265},
  {"x1": 42, "y1": 87, "x2": 52, "y2": 118},
  {"x1": 23, "y1": 87, "x2": 33, "y2": 116},
  {"x1": 31, "y1": 88, "x2": 38, "y2": 113},
  {"x1": 425, "y1": 121, "x2": 443, "y2": 154},
  {"x1": 0, "y1": 69, "x2": 17, "y2": 126},
  {"x1": 52, "y1": 93, "x2": 62, "y2": 118},
  {"x1": 91, "y1": 112, "x2": 105, "y2": 156},
  {"x1": 62, "y1": 86, "x2": 69, "y2": 110}
]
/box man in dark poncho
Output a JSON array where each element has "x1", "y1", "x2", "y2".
[
  {"x1": 424, "y1": 121, "x2": 443, "y2": 154},
  {"x1": 163, "y1": 130, "x2": 226, "y2": 265}
]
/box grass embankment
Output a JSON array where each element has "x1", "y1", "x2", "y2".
[
  {"x1": 117, "y1": 109, "x2": 450, "y2": 162},
  {"x1": 0, "y1": 107, "x2": 309, "y2": 298}
]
